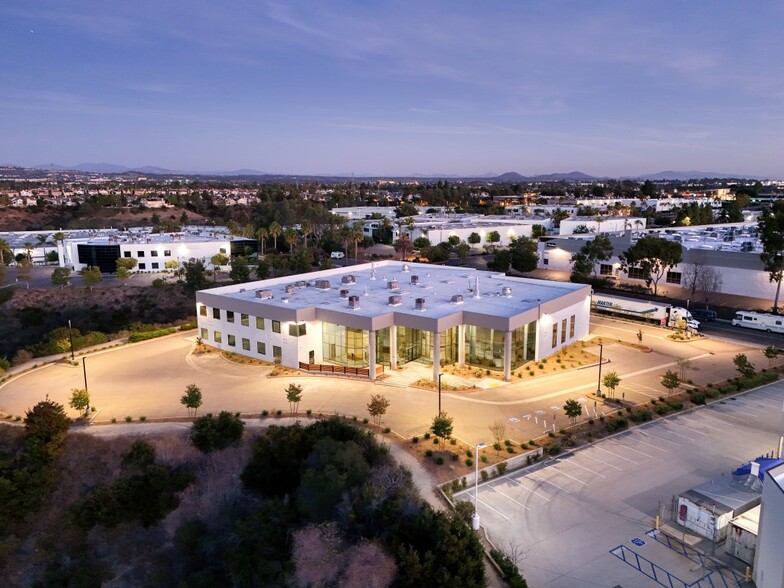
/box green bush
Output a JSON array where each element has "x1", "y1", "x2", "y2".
[
  {"x1": 630, "y1": 410, "x2": 652, "y2": 423},
  {"x1": 425, "y1": 449, "x2": 433, "y2": 457},
  {"x1": 412, "y1": 436, "x2": 419, "y2": 443},
  {"x1": 465, "y1": 458, "x2": 473, "y2": 467},
  {"x1": 605, "y1": 418, "x2": 628, "y2": 432},
  {"x1": 383, "y1": 427, "x2": 391, "y2": 434},
  {"x1": 480, "y1": 470, "x2": 489, "y2": 481},
  {"x1": 261, "y1": 409, "x2": 269, "y2": 416},
  {"x1": 424, "y1": 432, "x2": 431, "y2": 439},
  {"x1": 128, "y1": 328, "x2": 177, "y2": 343},
  {"x1": 125, "y1": 416, "x2": 132, "y2": 423},
  {"x1": 691, "y1": 393, "x2": 706, "y2": 405},
  {"x1": 139, "y1": 416, "x2": 147, "y2": 422},
  {"x1": 496, "y1": 462, "x2": 507, "y2": 476},
  {"x1": 466, "y1": 449, "x2": 473, "y2": 458},
  {"x1": 544, "y1": 442, "x2": 561, "y2": 456},
  {"x1": 490, "y1": 548, "x2": 529, "y2": 588},
  {"x1": 655, "y1": 405, "x2": 670, "y2": 415},
  {"x1": 190, "y1": 411, "x2": 246, "y2": 453},
  {"x1": 435, "y1": 457, "x2": 444, "y2": 465},
  {"x1": 506, "y1": 446, "x2": 515, "y2": 454},
  {"x1": 178, "y1": 321, "x2": 197, "y2": 331},
  {"x1": 493, "y1": 442, "x2": 502, "y2": 451}
]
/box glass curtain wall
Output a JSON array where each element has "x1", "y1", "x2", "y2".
[
  {"x1": 322, "y1": 323, "x2": 369, "y2": 367},
  {"x1": 511, "y1": 320, "x2": 537, "y2": 369},
  {"x1": 375, "y1": 327, "x2": 390, "y2": 367},
  {"x1": 464, "y1": 325, "x2": 505, "y2": 369},
  {"x1": 395, "y1": 326, "x2": 458, "y2": 366}
]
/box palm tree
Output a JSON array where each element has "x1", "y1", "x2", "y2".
[
  {"x1": 300, "y1": 220, "x2": 312, "y2": 250},
  {"x1": 23, "y1": 241, "x2": 34, "y2": 262},
  {"x1": 256, "y1": 227, "x2": 268, "y2": 257},
  {"x1": 269, "y1": 222, "x2": 282, "y2": 252},
  {"x1": 349, "y1": 225, "x2": 364, "y2": 262},
  {"x1": 284, "y1": 229, "x2": 299, "y2": 254},
  {"x1": 36, "y1": 234, "x2": 51, "y2": 263},
  {"x1": 0, "y1": 238, "x2": 9, "y2": 266}
]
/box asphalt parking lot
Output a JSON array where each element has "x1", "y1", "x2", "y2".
[{"x1": 455, "y1": 381, "x2": 784, "y2": 588}]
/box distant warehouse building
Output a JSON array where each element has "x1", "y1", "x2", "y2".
[
  {"x1": 195, "y1": 261, "x2": 591, "y2": 382},
  {"x1": 754, "y1": 461, "x2": 784, "y2": 587}
]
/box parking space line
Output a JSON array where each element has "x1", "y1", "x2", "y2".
[
  {"x1": 573, "y1": 451, "x2": 623, "y2": 470},
  {"x1": 683, "y1": 417, "x2": 723, "y2": 432},
  {"x1": 565, "y1": 457, "x2": 607, "y2": 478},
  {"x1": 741, "y1": 399, "x2": 781, "y2": 409},
  {"x1": 604, "y1": 440, "x2": 654, "y2": 459},
  {"x1": 548, "y1": 465, "x2": 590, "y2": 484},
  {"x1": 508, "y1": 478, "x2": 552, "y2": 501},
  {"x1": 627, "y1": 435, "x2": 668, "y2": 452},
  {"x1": 728, "y1": 402, "x2": 769, "y2": 415},
  {"x1": 477, "y1": 498, "x2": 511, "y2": 520},
  {"x1": 697, "y1": 412, "x2": 741, "y2": 427},
  {"x1": 526, "y1": 471, "x2": 571, "y2": 494},
  {"x1": 704, "y1": 407, "x2": 749, "y2": 423},
  {"x1": 655, "y1": 425, "x2": 697, "y2": 441},
  {"x1": 491, "y1": 487, "x2": 531, "y2": 511},
  {"x1": 638, "y1": 429, "x2": 680, "y2": 446},
  {"x1": 592, "y1": 445, "x2": 638, "y2": 464}
]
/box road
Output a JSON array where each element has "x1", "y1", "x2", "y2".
[
  {"x1": 455, "y1": 380, "x2": 784, "y2": 588},
  {"x1": 701, "y1": 319, "x2": 784, "y2": 348},
  {"x1": 0, "y1": 315, "x2": 773, "y2": 447}
]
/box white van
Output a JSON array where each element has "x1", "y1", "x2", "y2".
[{"x1": 330, "y1": 251, "x2": 345, "y2": 259}]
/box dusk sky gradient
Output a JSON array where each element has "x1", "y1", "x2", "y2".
[{"x1": 2, "y1": 1, "x2": 783, "y2": 177}]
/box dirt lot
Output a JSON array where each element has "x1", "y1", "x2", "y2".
[{"x1": 0, "y1": 206, "x2": 209, "y2": 231}]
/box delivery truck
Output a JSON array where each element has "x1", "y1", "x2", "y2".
[{"x1": 591, "y1": 293, "x2": 700, "y2": 330}]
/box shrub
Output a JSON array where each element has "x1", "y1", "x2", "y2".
[
  {"x1": 127, "y1": 327, "x2": 177, "y2": 343},
  {"x1": 563, "y1": 436, "x2": 576, "y2": 447},
  {"x1": 435, "y1": 457, "x2": 444, "y2": 465},
  {"x1": 261, "y1": 409, "x2": 269, "y2": 416},
  {"x1": 465, "y1": 458, "x2": 473, "y2": 467},
  {"x1": 383, "y1": 427, "x2": 390, "y2": 434},
  {"x1": 433, "y1": 437, "x2": 440, "y2": 445},
  {"x1": 306, "y1": 409, "x2": 312, "y2": 416},
  {"x1": 425, "y1": 450, "x2": 433, "y2": 457},
  {"x1": 125, "y1": 416, "x2": 132, "y2": 423},
  {"x1": 275, "y1": 409, "x2": 282, "y2": 416},
  {"x1": 506, "y1": 446, "x2": 515, "y2": 454},
  {"x1": 504, "y1": 439, "x2": 513, "y2": 447},
  {"x1": 111, "y1": 418, "x2": 117, "y2": 423},
  {"x1": 630, "y1": 410, "x2": 652, "y2": 423},
  {"x1": 480, "y1": 470, "x2": 489, "y2": 481},
  {"x1": 691, "y1": 393, "x2": 707, "y2": 405},
  {"x1": 587, "y1": 418, "x2": 594, "y2": 426},
  {"x1": 528, "y1": 439, "x2": 536, "y2": 446},
  {"x1": 547, "y1": 432, "x2": 555, "y2": 438},
  {"x1": 605, "y1": 418, "x2": 628, "y2": 433},
  {"x1": 363, "y1": 418, "x2": 369, "y2": 424},
  {"x1": 490, "y1": 548, "x2": 529, "y2": 588},
  {"x1": 493, "y1": 442, "x2": 502, "y2": 451},
  {"x1": 190, "y1": 411, "x2": 245, "y2": 453},
  {"x1": 139, "y1": 416, "x2": 147, "y2": 422},
  {"x1": 496, "y1": 462, "x2": 507, "y2": 476},
  {"x1": 544, "y1": 442, "x2": 561, "y2": 456},
  {"x1": 655, "y1": 405, "x2": 670, "y2": 415},
  {"x1": 466, "y1": 449, "x2": 473, "y2": 458},
  {"x1": 451, "y1": 480, "x2": 460, "y2": 492},
  {"x1": 412, "y1": 436, "x2": 419, "y2": 443},
  {"x1": 558, "y1": 429, "x2": 567, "y2": 435},
  {"x1": 668, "y1": 401, "x2": 683, "y2": 410},
  {"x1": 450, "y1": 438, "x2": 457, "y2": 445},
  {"x1": 480, "y1": 455, "x2": 488, "y2": 463},
  {"x1": 424, "y1": 432, "x2": 431, "y2": 439},
  {"x1": 452, "y1": 454, "x2": 459, "y2": 461}
]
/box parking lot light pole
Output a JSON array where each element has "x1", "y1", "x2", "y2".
[
  {"x1": 596, "y1": 343, "x2": 604, "y2": 395},
  {"x1": 438, "y1": 373, "x2": 443, "y2": 415},
  {"x1": 68, "y1": 319, "x2": 75, "y2": 362},
  {"x1": 472, "y1": 442, "x2": 486, "y2": 531}
]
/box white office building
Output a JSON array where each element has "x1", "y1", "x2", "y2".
[{"x1": 196, "y1": 261, "x2": 591, "y2": 382}]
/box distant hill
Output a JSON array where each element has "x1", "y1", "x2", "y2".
[
  {"x1": 637, "y1": 170, "x2": 752, "y2": 181},
  {"x1": 530, "y1": 171, "x2": 597, "y2": 181}
]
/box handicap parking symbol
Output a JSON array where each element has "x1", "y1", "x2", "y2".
[
  {"x1": 509, "y1": 417, "x2": 520, "y2": 423},
  {"x1": 631, "y1": 537, "x2": 646, "y2": 547}
]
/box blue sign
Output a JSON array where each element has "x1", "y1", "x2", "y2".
[{"x1": 631, "y1": 537, "x2": 646, "y2": 547}]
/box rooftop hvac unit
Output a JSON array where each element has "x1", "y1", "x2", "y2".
[
  {"x1": 501, "y1": 286, "x2": 512, "y2": 297},
  {"x1": 387, "y1": 279, "x2": 399, "y2": 290},
  {"x1": 388, "y1": 295, "x2": 402, "y2": 306},
  {"x1": 410, "y1": 275, "x2": 419, "y2": 285},
  {"x1": 315, "y1": 280, "x2": 330, "y2": 290},
  {"x1": 348, "y1": 295, "x2": 360, "y2": 309},
  {"x1": 402, "y1": 264, "x2": 410, "y2": 272},
  {"x1": 340, "y1": 289, "x2": 349, "y2": 298},
  {"x1": 415, "y1": 298, "x2": 426, "y2": 311},
  {"x1": 451, "y1": 294, "x2": 464, "y2": 304},
  {"x1": 255, "y1": 289, "x2": 273, "y2": 300},
  {"x1": 341, "y1": 274, "x2": 356, "y2": 284},
  {"x1": 295, "y1": 280, "x2": 307, "y2": 287},
  {"x1": 285, "y1": 284, "x2": 296, "y2": 295}
]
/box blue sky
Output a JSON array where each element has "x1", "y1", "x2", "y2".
[{"x1": 1, "y1": 1, "x2": 783, "y2": 177}]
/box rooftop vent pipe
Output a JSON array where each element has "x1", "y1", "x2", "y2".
[
  {"x1": 415, "y1": 298, "x2": 426, "y2": 311},
  {"x1": 340, "y1": 289, "x2": 349, "y2": 298},
  {"x1": 411, "y1": 275, "x2": 419, "y2": 285},
  {"x1": 348, "y1": 295, "x2": 360, "y2": 309}
]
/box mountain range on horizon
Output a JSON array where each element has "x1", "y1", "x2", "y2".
[{"x1": 20, "y1": 162, "x2": 763, "y2": 182}]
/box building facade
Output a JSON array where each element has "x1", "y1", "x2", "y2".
[{"x1": 196, "y1": 261, "x2": 591, "y2": 382}]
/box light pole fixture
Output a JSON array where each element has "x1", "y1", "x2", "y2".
[
  {"x1": 68, "y1": 319, "x2": 75, "y2": 362},
  {"x1": 437, "y1": 373, "x2": 443, "y2": 415},
  {"x1": 472, "y1": 442, "x2": 487, "y2": 531},
  {"x1": 82, "y1": 356, "x2": 88, "y2": 393},
  {"x1": 596, "y1": 342, "x2": 604, "y2": 396}
]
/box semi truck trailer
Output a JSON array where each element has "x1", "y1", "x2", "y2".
[{"x1": 591, "y1": 293, "x2": 700, "y2": 330}]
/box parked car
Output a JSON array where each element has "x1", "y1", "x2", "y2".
[
  {"x1": 330, "y1": 251, "x2": 345, "y2": 259},
  {"x1": 690, "y1": 308, "x2": 717, "y2": 322}
]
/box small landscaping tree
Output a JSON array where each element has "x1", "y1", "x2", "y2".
[
  {"x1": 68, "y1": 388, "x2": 90, "y2": 417},
  {"x1": 80, "y1": 266, "x2": 102, "y2": 292},
  {"x1": 733, "y1": 354, "x2": 756, "y2": 378},
  {"x1": 563, "y1": 399, "x2": 582, "y2": 425},
  {"x1": 764, "y1": 345, "x2": 781, "y2": 368},
  {"x1": 489, "y1": 419, "x2": 506, "y2": 453},
  {"x1": 180, "y1": 383, "x2": 203, "y2": 418},
  {"x1": 367, "y1": 394, "x2": 390, "y2": 426},
  {"x1": 603, "y1": 371, "x2": 621, "y2": 398},
  {"x1": 51, "y1": 266, "x2": 71, "y2": 287},
  {"x1": 286, "y1": 383, "x2": 303, "y2": 415},
  {"x1": 661, "y1": 370, "x2": 680, "y2": 396},
  {"x1": 431, "y1": 411, "x2": 454, "y2": 451},
  {"x1": 676, "y1": 357, "x2": 692, "y2": 381}
]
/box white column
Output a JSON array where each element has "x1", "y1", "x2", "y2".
[
  {"x1": 504, "y1": 330, "x2": 512, "y2": 381},
  {"x1": 432, "y1": 331, "x2": 441, "y2": 382},
  {"x1": 390, "y1": 326, "x2": 397, "y2": 369},
  {"x1": 368, "y1": 330, "x2": 376, "y2": 381},
  {"x1": 458, "y1": 324, "x2": 466, "y2": 367}
]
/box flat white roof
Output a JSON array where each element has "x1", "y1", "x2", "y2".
[{"x1": 198, "y1": 260, "x2": 589, "y2": 331}]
